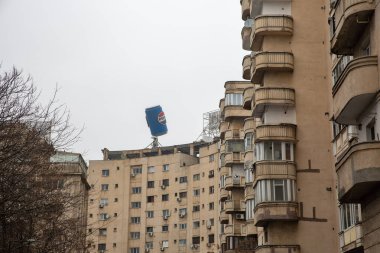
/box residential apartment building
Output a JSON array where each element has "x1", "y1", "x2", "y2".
[
  {"x1": 329, "y1": 0, "x2": 380, "y2": 252},
  {"x1": 87, "y1": 142, "x2": 220, "y2": 253}
]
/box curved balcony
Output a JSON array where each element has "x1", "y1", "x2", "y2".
[
  {"x1": 242, "y1": 27, "x2": 252, "y2": 51},
  {"x1": 254, "y1": 202, "x2": 298, "y2": 226},
  {"x1": 255, "y1": 124, "x2": 297, "y2": 142},
  {"x1": 244, "y1": 117, "x2": 256, "y2": 135},
  {"x1": 245, "y1": 184, "x2": 255, "y2": 200},
  {"x1": 224, "y1": 106, "x2": 251, "y2": 120},
  {"x1": 240, "y1": 0, "x2": 251, "y2": 21},
  {"x1": 336, "y1": 141, "x2": 380, "y2": 203},
  {"x1": 255, "y1": 245, "x2": 300, "y2": 253},
  {"x1": 225, "y1": 129, "x2": 244, "y2": 140},
  {"x1": 242, "y1": 55, "x2": 252, "y2": 81},
  {"x1": 250, "y1": 15, "x2": 294, "y2": 51},
  {"x1": 225, "y1": 199, "x2": 245, "y2": 214},
  {"x1": 219, "y1": 99, "x2": 225, "y2": 119},
  {"x1": 225, "y1": 175, "x2": 245, "y2": 190},
  {"x1": 333, "y1": 125, "x2": 359, "y2": 157},
  {"x1": 220, "y1": 122, "x2": 229, "y2": 140},
  {"x1": 220, "y1": 166, "x2": 229, "y2": 176},
  {"x1": 241, "y1": 223, "x2": 257, "y2": 236},
  {"x1": 253, "y1": 161, "x2": 296, "y2": 183},
  {"x1": 253, "y1": 87, "x2": 295, "y2": 118},
  {"x1": 251, "y1": 52, "x2": 294, "y2": 84},
  {"x1": 331, "y1": 0, "x2": 375, "y2": 55},
  {"x1": 332, "y1": 56, "x2": 379, "y2": 125},
  {"x1": 220, "y1": 209, "x2": 229, "y2": 224},
  {"x1": 220, "y1": 188, "x2": 229, "y2": 201},
  {"x1": 225, "y1": 152, "x2": 244, "y2": 166},
  {"x1": 243, "y1": 86, "x2": 254, "y2": 110},
  {"x1": 225, "y1": 224, "x2": 243, "y2": 236}
]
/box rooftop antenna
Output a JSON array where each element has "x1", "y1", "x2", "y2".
[
  {"x1": 196, "y1": 109, "x2": 220, "y2": 142},
  {"x1": 145, "y1": 105, "x2": 168, "y2": 148}
]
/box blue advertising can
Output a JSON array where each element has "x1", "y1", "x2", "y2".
[{"x1": 145, "y1": 105, "x2": 168, "y2": 137}]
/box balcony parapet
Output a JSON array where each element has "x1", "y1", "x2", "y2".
[
  {"x1": 244, "y1": 117, "x2": 256, "y2": 135},
  {"x1": 245, "y1": 184, "x2": 255, "y2": 200},
  {"x1": 225, "y1": 199, "x2": 246, "y2": 214},
  {"x1": 220, "y1": 188, "x2": 229, "y2": 202},
  {"x1": 241, "y1": 0, "x2": 251, "y2": 21},
  {"x1": 336, "y1": 141, "x2": 380, "y2": 203},
  {"x1": 225, "y1": 224, "x2": 243, "y2": 236},
  {"x1": 225, "y1": 129, "x2": 245, "y2": 141},
  {"x1": 253, "y1": 87, "x2": 295, "y2": 118},
  {"x1": 220, "y1": 209, "x2": 229, "y2": 224},
  {"x1": 242, "y1": 26, "x2": 252, "y2": 51},
  {"x1": 225, "y1": 175, "x2": 245, "y2": 190},
  {"x1": 241, "y1": 223, "x2": 257, "y2": 236},
  {"x1": 243, "y1": 86, "x2": 254, "y2": 109},
  {"x1": 254, "y1": 202, "x2": 298, "y2": 226},
  {"x1": 339, "y1": 224, "x2": 363, "y2": 252},
  {"x1": 220, "y1": 121, "x2": 229, "y2": 140},
  {"x1": 251, "y1": 52, "x2": 294, "y2": 84},
  {"x1": 253, "y1": 161, "x2": 296, "y2": 184},
  {"x1": 243, "y1": 55, "x2": 252, "y2": 81},
  {"x1": 333, "y1": 125, "x2": 359, "y2": 157},
  {"x1": 255, "y1": 124, "x2": 296, "y2": 142},
  {"x1": 330, "y1": 0, "x2": 375, "y2": 55},
  {"x1": 225, "y1": 152, "x2": 244, "y2": 166},
  {"x1": 224, "y1": 106, "x2": 252, "y2": 120},
  {"x1": 255, "y1": 245, "x2": 300, "y2": 253},
  {"x1": 332, "y1": 56, "x2": 379, "y2": 125},
  {"x1": 250, "y1": 15, "x2": 293, "y2": 51}
]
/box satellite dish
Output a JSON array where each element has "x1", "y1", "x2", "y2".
[{"x1": 145, "y1": 105, "x2": 168, "y2": 148}]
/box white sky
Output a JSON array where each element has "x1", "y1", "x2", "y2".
[{"x1": 0, "y1": 0, "x2": 245, "y2": 161}]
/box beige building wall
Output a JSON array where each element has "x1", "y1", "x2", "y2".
[{"x1": 87, "y1": 142, "x2": 220, "y2": 253}]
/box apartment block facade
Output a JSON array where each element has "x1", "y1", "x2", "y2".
[{"x1": 87, "y1": 143, "x2": 220, "y2": 253}]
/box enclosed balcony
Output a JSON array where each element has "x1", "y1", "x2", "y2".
[
  {"x1": 336, "y1": 141, "x2": 380, "y2": 203},
  {"x1": 220, "y1": 121, "x2": 229, "y2": 140},
  {"x1": 255, "y1": 245, "x2": 300, "y2": 253},
  {"x1": 241, "y1": 0, "x2": 251, "y2": 20},
  {"x1": 254, "y1": 202, "x2": 298, "y2": 226},
  {"x1": 241, "y1": 223, "x2": 257, "y2": 236},
  {"x1": 225, "y1": 224, "x2": 243, "y2": 236},
  {"x1": 250, "y1": 15, "x2": 293, "y2": 51},
  {"x1": 225, "y1": 175, "x2": 245, "y2": 190},
  {"x1": 220, "y1": 188, "x2": 229, "y2": 201},
  {"x1": 339, "y1": 224, "x2": 363, "y2": 253},
  {"x1": 253, "y1": 161, "x2": 297, "y2": 183},
  {"x1": 225, "y1": 152, "x2": 244, "y2": 166},
  {"x1": 332, "y1": 56, "x2": 379, "y2": 125},
  {"x1": 251, "y1": 52, "x2": 294, "y2": 84},
  {"x1": 242, "y1": 55, "x2": 252, "y2": 80},
  {"x1": 244, "y1": 117, "x2": 255, "y2": 135},
  {"x1": 253, "y1": 87, "x2": 295, "y2": 118},
  {"x1": 255, "y1": 124, "x2": 297, "y2": 142},
  {"x1": 330, "y1": 0, "x2": 375, "y2": 55},
  {"x1": 225, "y1": 199, "x2": 245, "y2": 214},
  {"x1": 243, "y1": 86, "x2": 254, "y2": 110}
]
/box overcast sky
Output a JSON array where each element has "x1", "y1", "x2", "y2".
[{"x1": 0, "y1": 0, "x2": 245, "y2": 161}]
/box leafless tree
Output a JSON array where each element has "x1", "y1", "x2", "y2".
[{"x1": 0, "y1": 67, "x2": 87, "y2": 253}]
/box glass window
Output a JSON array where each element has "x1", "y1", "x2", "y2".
[
  {"x1": 147, "y1": 181, "x2": 154, "y2": 188},
  {"x1": 102, "y1": 169, "x2": 109, "y2": 177},
  {"x1": 179, "y1": 223, "x2": 187, "y2": 230},
  {"x1": 209, "y1": 186, "x2": 215, "y2": 194},
  {"x1": 179, "y1": 176, "x2": 187, "y2": 183},
  {"x1": 100, "y1": 198, "x2": 108, "y2": 206},
  {"x1": 192, "y1": 236, "x2": 200, "y2": 244},
  {"x1": 130, "y1": 232, "x2": 140, "y2": 239},
  {"x1": 179, "y1": 208, "x2": 187, "y2": 216},
  {"x1": 132, "y1": 166, "x2": 142, "y2": 174},
  {"x1": 193, "y1": 174, "x2": 200, "y2": 181},
  {"x1": 162, "y1": 179, "x2": 169, "y2": 186},
  {"x1": 162, "y1": 225, "x2": 169, "y2": 232},
  {"x1": 179, "y1": 239, "x2": 186, "y2": 246},
  {"x1": 130, "y1": 248, "x2": 139, "y2": 253},
  {"x1": 179, "y1": 191, "x2": 187, "y2": 198},
  {"x1": 208, "y1": 234, "x2": 215, "y2": 244},
  {"x1": 209, "y1": 154, "x2": 214, "y2": 162},
  {"x1": 256, "y1": 142, "x2": 294, "y2": 161},
  {"x1": 193, "y1": 205, "x2": 200, "y2": 212},
  {"x1": 146, "y1": 227, "x2": 153, "y2": 232},
  {"x1": 245, "y1": 133, "x2": 253, "y2": 151},
  {"x1": 147, "y1": 166, "x2": 155, "y2": 173},
  {"x1": 101, "y1": 184, "x2": 109, "y2": 191},
  {"x1": 99, "y1": 228, "x2": 107, "y2": 236},
  {"x1": 163, "y1": 164, "x2": 169, "y2": 171},
  {"x1": 145, "y1": 242, "x2": 153, "y2": 249},
  {"x1": 340, "y1": 204, "x2": 362, "y2": 231},
  {"x1": 146, "y1": 211, "x2": 154, "y2": 218},
  {"x1": 255, "y1": 179, "x2": 296, "y2": 204},
  {"x1": 99, "y1": 213, "x2": 109, "y2": 220},
  {"x1": 162, "y1": 194, "x2": 169, "y2": 201},
  {"x1": 98, "y1": 244, "x2": 106, "y2": 251},
  {"x1": 131, "y1": 202, "x2": 141, "y2": 208},
  {"x1": 209, "y1": 202, "x2": 214, "y2": 210},
  {"x1": 163, "y1": 209, "x2": 170, "y2": 217},
  {"x1": 132, "y1": 187, "x2": 141, "y2": 194},
  {"x1": 147, "y1": 196, "x2": 154, "y2": 203},
  {"x1": 225, "y1": 93, "x2": 243, "y2": 106},
  {"x1": 193, "y1": 221, "x2": 200, "y2": 228},
  {"x1": 226, "y1": 140, "x2": 244, "y2": 153},
  {"x1": 193, "y1": 189, "x2": 200, "y2": 196},
  {"x1": 131, "y1": 217, "x2": 140, "y2": 224}
]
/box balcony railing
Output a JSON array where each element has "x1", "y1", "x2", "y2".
[
  {"x1": 225, "y1": 129, "x2": 244, "y2": 140},
  {"x1": 253, "y1": 87, "x2": 295, "y2": 118},
  {"x1": 251, "y1": 15, "x2": 293, "y2": 51},
  {"x1": 241, "y1": 223, "x2": 257, "y2": 236},
  {"x1": 225, "y1": 152, "x2": 244, "y2": 166},
  {"x1": 332, "y1": 55, "x2": 353, "y2": 85},
  {"x1": 225, "y1": 175, "x2": 245, "y2": 190},
  {"x1": 255, "y1": 124, "x2": 297, "y2": 142},
  {"x1": 243, "y1": 117, "x2": 255, "y2": 135},
  {"x1": 333, "y1": 125, "x2": 358, "y2": 157},
  {"x1": 242, "y1": 55, "x2": 252, "y2": 80},
  {"x1": 225, "y1": 224, "x2": 243, "y2": 236},
  {"x1": 220, "y1": 209, "x2": 229, "y2": 224},
  {"x1": 251, "y1": 52, "x2": 294, "y2": 84},
  {"x1": 225, "y1": 199, "x2": 246, "y2": 214},
  {"x1": 243, "y1": 86, "x2": 254, "y2": 110},
  {"x1": 254, "y1": 202, "x2": 298, "y2": 226},
  {"x1": 220, "y1": 187, "x2": 229, "y2": 201}
]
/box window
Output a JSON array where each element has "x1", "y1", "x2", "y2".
[
  {"x1": 340, "y1": 204, "x2": 362, "y2": 231},
  {"x1": 226, "y1": 140, "x2": 245, "y2": 152},
  {"x1": 192, "y1": 236, "x2": 200, "y2": 244},
  {"x1": 179, "y1": 208, "x2": 187, "y2": 216},
  {"x1": 115, "y1": 184, "x2": 118, "y2": 188},
  {"x1": 162, "y1": 240, "x2": 169, "y2": 248},
  {"x1": 162, "y1": 179, "x2": 169, "y2": 186},
  {"x1": 131, "y1": 202, "x2": 141, "y2": 208},
  {"x1": 163, "y1": 164, "x2": 169, "y2": 171},
  {"x1": 101, "y1": 184, "x2": 109, "y2": 191},
  {"x1": 98, "y1": 244, "x2": 106, "y2": 251},
  {"x1": 145, "y1": 242, "x2": 153, "y2": 249},
  {"x1": 130, "y1": 248, "x2": 139, "y2": 253},
  {"x1": 114, "y1": 198, "x2": 118, "y2": 202},
  {"x1": 102, "y1": 169, "x2": 109, "y2": 177},
  {"x1": 225, "y1": 93, "x2": 243, "y2": 106},
  {"x1": 256, "y1": 142, "x2": 294, "y2": 161},
  {"x1": 179, "y1": 176, "x2": 187, "y2": 183},
  {"x1": 162, "y1": 225, "x2": 169, "y2": 232},
  {"x1": 256, "y1": 179, "x2": 296, "y2": 204},
  {"x1": 130, "y1": 232, "x2": 140, "y2": 239},
  {"x1": 209, "y1": 202, "x2": 214, "y2": 210},
  {"x1": 131, "y1": 217, "x2": 140, "y2": 224},
  {"x1": 162, "y1": 194, "x2": 169, "y2": 201},
  {"x1": 99, "y1": 213, "x2": 109, "y2": 220},
  {"x1": 193, "y1": 205, "x2": 200, "y2": 212},
  {"x1": 209, "y1": 186, "x2": 214, "y2": 194},
  {"x1": 193, "y1": 189, "x2": 200, "y2": 196},
  {"x1": 246, "y1": 199, "x2": 255, "y2": 220},
  {"x1": 209, "y1": 154, "x2": 214, "y2": 162},
  {"x1": 147, "y1": 166, "x2": 155, "y2": 173},
  {"x1": 179, "y1": 191, "x2": 187, "y2": 198},
  {"x1": 100, "y1": 198, "x2": 108, "y2": 206},
  {"x1": 132, "y1": 166, "x2": 142, "y2": 174},
  {"x1": 208, "y1": 234, "x2": 215, "y2": 244},
  {"x1": 208, "y1": 170, "x2": 214, "y2": 178},
  {"x1": 146, "y1": 227, "x2": 153, "y2": 233},
  {"x1": 114, "y1": 213, "x2": 118, "y2": 217},
  {"x1": 366, "y1": 118, "x2": 376, "y2": 141},
  {"x1": 193, "y1": 221, "x2": 200, "y2": 228},
  {"x1": 193, "y1": 174, "x2": 200, "y2": 181},
  {"x1": 99, "y1": 228, "x2": 107, "y2": 236},
  {"x1": 147, "y1": 181, "x2": 155, "y2": 188},
  {"x1": 245, "y1": 133, "x2": 253, "y2": 151},
  {"x1": 209, "y1": 218, "x2": 214, "y2": 226},
  {"x1": 146, "y1": 211, "x2": 154, "y2": 218},
  {"x1": 179, "y1": 223, "x2": 187, "y2": 230},
  {"x1": 132, "y1": 187, "x2": 142, "y2": 194},
  {"x1": 179, "y1": 239, "x2": 186, "y2": 246},
  {"x1": 245, "y1": 167, "x2": 253, "y2": 183},
  {"x1": 147, "y1": 196, "x2": 154, "y2": 203},
  {"x1": 163, "y1": 209, "x2": 170, "y2": 217}
]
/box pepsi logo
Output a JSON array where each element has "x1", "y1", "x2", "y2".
[{"x1": 158, "y1": 111, "x2": 166, "y2": 125}]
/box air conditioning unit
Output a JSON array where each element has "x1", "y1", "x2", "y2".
[
  {"x1": 177, "y1": 197, "x2": 181, "y2": 202},
  {"x1": 163, "y1": 215, "x2": 168, "y2": 220},
  {"x1": 179, "y1": 213, "x2": 186, "y2": 218},
  {"x1": 148, "y1": 232, "x2": 154, "y2": 237},
  {"x1": 161, "y1": 185, "x2": 166, "y2": 190},
  {"x1": 207, "y1": 224, "x2": 212, "y2": 229},
  {"x1": 190, "y1": 244, "x2": 194, "y2": 249},
  {"x1": 145, "y1": 248, "x2": 150, "y2": 253},
  {"x1": 131, "y1": 173, "x2": 136, "y2": 177},
  {"x1": 190, "y1": 244, "x2": 199, "y2": 249},
  {"x1": 99, "y1": 250, "x2": 105, "y2": 253},
  {"x1": 235, "y1": 213, "x2": 245, "y2": 220},
  {"x1": 160, "y1": 247, "x2": 165, "y2": 251}
]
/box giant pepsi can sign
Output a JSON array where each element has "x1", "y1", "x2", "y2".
[{"x1": 145, "y1": 105, "x2": 168, "y2": 137}]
